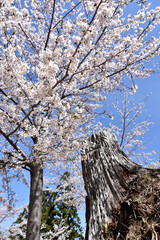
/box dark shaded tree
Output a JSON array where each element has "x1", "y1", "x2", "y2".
[{"x1": 9, "y1": 172, "x2": 84, "y2": 240}]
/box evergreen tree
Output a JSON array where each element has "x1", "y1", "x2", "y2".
[{"x1": 9, "y1": 173, "x2": 84, "y2": 240}]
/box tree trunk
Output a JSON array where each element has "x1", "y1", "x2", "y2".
[
  {"x1": 26, "y1": 163, "x2": 43, "y2": 240},
  {"x1": 82, "y1": 131, "x2": 159, "y2": 240}
]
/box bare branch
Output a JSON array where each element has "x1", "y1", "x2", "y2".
[{"x1": 120, "y1": 92, "x2": 127, "y2": 147}]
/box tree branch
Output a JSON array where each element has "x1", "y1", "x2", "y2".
[
  {"x1": 0, "y1": 128, "x2": 27, "y2": 161},
  {"x1": 7, "y1": 101, "x2": 40, "y2": 137},
  {"x1": 44, "y1": 0, "x2": 56, "y2": 50},
  {"x1": 52, "y1": 2, "x2": 81, "y2": 31},
  {"x1": 63, "y1": 0, "x2": 103, "y2": 77},
  {"x1": 18, "y1": 23, "x2": 38, "y2": 53},
  {"x1": 120, "y1": 93, "x2": 127, "y2": 147},
  {"x1": 0, "y1": 88, "x2": 33, "y2": 126}
]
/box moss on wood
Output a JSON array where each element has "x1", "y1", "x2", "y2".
[{"x1": 106, "y1": 172, "x2": 160, "y2": 240}]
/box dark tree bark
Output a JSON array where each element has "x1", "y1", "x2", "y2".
[
  {"x1": 26, "y1": 163, "x2": 43, "y2": 240},
  {"x1": 82, "y1": 131, "x2": 159, "y2": 240}
]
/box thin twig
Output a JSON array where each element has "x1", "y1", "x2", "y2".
[
  {"x1": 44, "y1": 0, "x2": 56, "y2": 50},
  {"x1": 18, "y1": 23, "x2": 38, "y2": 52},
  {"x1": 52, "y1": 2, "x2": 81, "y2": 30}
]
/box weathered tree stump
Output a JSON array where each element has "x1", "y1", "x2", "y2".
[{"x1": 82, "y1": 131, "x2": 160, "y2": 240}]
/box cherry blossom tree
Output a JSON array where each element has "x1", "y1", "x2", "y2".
[
  {"x1": 0, "y1": 0, "x2": 159, "y2": 239},
  {"x1": 106, "y1": 92, "x2": 157, "y2": 163}
]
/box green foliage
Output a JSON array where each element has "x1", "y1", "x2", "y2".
[
  {"x1": 41, "y1": 190, "x2": 84, "y2": 239},
  {"x1": 9, "y1": 172, "x2": 84, "y2": 239}
]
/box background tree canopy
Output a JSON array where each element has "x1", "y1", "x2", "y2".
[{"x1": 9, "y1": 172, "x2": 84, "y2": 240}]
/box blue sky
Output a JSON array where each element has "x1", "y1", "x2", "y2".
[
  {"x1": 105, "y1": 68, "x2": 160, "y2": 157},
  {"x1": 102, "y1": 0, "x2": 160, "y2": 160},
  {"x1": 1, "y1": 0, "x2": 160, "y2": 235}
]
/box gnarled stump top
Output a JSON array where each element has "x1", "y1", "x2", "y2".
[{"x1": 82, "y1": 131, "x2": 160, "y2": 240}]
